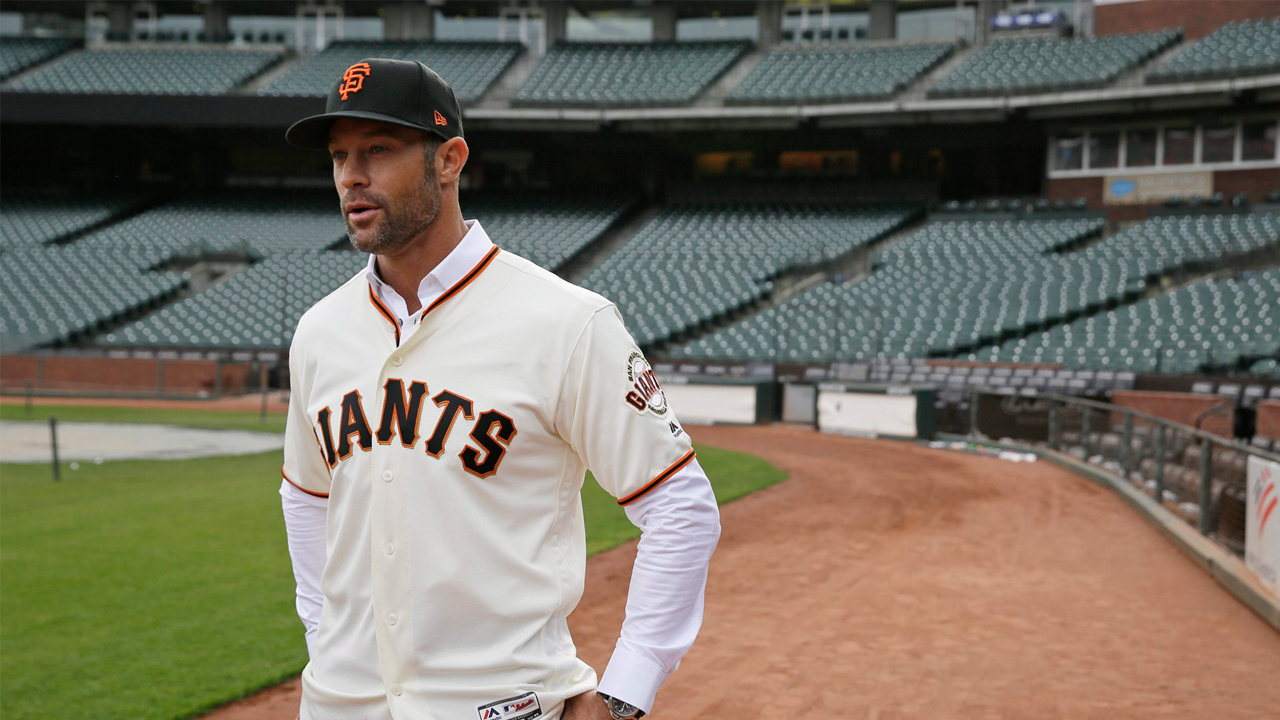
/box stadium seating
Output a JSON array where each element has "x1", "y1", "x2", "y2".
[
  {"x1": 0, "y1": 191, "x2": 146, "y2": 248},
  {"x1": 580, "y1": 203, "x2": 914, "y2": 347},
  {"x1": 5, "y1": 46, "x2": 283, "y2": 95},
  {"x1": 0, "y1": 37, "x2": 76, "y2": 81},
  {"x1": 674, "y1": 218, "x2": 1106, "y2": 362},
  {"x1": 0, "y1": 244, "x2": 186, "y2": 352},
  {"x1": 102, "y1": 252, "x2": 366, "y2": 350},
  {"x1": 729, "y1": 43, "x2": 952, "y2": 104},
  {"x1": 461, "y1": 195, "x2": 629, "y2": 271},
  {"x1": 71, "y1": 189, "x2": 347, "y2": 268},
  {"x1": 258, "y1": 41, "x2": 521, "y2": 102},
  {"x1": 516, "y1": 41, "x2": 750, "y2": 105},
  {"x1": 987, "y1": 268, "x2": 1280, "y2": 374},
  {"x1": 930, "y1": 29, "x2": 1180, "y2": 97},
  {"x1": 1252, "y1": 358, "x2": 1280, "y2": 377},
  {"x1": 87, "y1": 193, "x2": 624, "y2": 350},
  {"x1": 1148, "y1": 17, "x2": 1280, "y2": 83}
]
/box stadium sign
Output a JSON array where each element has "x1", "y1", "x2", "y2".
[
  {"x1": 1246, "y1": 456, "x2": 1280, "y2": 596},
  {"x1": 1103, "y1": 171, "x2": 1212, "y2": 205}
]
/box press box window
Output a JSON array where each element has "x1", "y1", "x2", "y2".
[
  {"x1": 1087, "y1": 131, "x2": 1119, "y2": 169},
  {"x1": 1125, "y1": 129, "x2": 1156, "y2": 167},
  {"x1": 1242, "y1": 121, "x2": 1277, "y2": 161},
  {"x1": 1201, "y1": 124, "x2": 1236, "y2": 164},
  {"x1": 1163, "y1": 127, "x2": 1195, "y2": 165},
  {"x1": 1051, "y1": 135, "x2": 1083, "y2": 171}
]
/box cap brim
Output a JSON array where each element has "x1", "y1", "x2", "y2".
[{"x1": 285, "y1": 110, "x2": 443, "y2": 150}]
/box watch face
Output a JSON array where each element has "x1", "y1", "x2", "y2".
[{"x1": 609, "y1": 698, "x2": 639, "y2": 718}]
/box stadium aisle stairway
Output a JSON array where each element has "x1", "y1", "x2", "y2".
[
  {"x1": 729, "y1": 43, "x2": 952, "y2": 104},
  {"x1": 579, "y1": 203, "x2": 914, "y2": 347},
  {"x1": 1148, "y1": 17, "x2": 1280, "y2": 83},
  {"x1": 516, "y1": 41, "x2": 750, "y2": 105},
  {"x1": 984, "y1": 268, "x2": 1280, "y2": 374},
  {"x1": 930, "y1": 29, "x2": 1180, "y2": 97},
  {"x1": 0, "y1": 191, "x2": 148, "y2": 248}
]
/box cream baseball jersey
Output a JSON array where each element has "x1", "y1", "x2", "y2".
[{"x1": 282, "y1": 241, "x2": 694, "y2": 720}]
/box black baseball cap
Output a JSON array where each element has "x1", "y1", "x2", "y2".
[{"x1": 285, "y1": 57, "x2": 464, "y2": 150}]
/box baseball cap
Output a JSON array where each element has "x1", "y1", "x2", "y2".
[{"x1": 285, "y1": 57, "x2": 464, "y2": 150}]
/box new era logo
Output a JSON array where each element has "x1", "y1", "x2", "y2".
[
  {"x1": 339, "y1": 63, "x2": 371, "y2": 101},
  {"x1": 434, "y1": 110, "x2": 448, "y2": 126}
]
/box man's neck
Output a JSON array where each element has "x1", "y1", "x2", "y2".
[{"x1": 375, "y1": 204, "x2": 469, "y2": 316}]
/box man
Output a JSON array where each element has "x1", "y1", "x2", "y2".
[{"x1": 279, "y1": 58, "x2": 721, "y2": 720}]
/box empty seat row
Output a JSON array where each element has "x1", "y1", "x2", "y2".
[
  {"x1": 5, "y1": 46, "x2": 283, "y2": 95},
  {"x1": 517, "y1": 41, "x2": 750, "y2": 105},
  {"x1": 729, "y1": 42, "x2": 951, "y2": 104},
  {"x1": 258, "y1": 40, "x2": 521, "y2": 102},
  {"x1": 0, "y1": 191, "x2": 147, "y2": 248},
  {"x1": 1148, "y1": 17, "x2": 1280, "y2": 83},
  {"x1": 0, "y1": 37, "x2": 76, "y2": 81},
  {"x1": 930, "y1": 29, "x2": 1180, "y2": 97}
]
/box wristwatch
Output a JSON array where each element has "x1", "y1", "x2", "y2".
[{"x1": 597, "y1": 692, "x2": 645, "y2": 719}]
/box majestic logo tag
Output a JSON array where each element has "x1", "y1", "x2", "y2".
[
  {"x1": 434, "y1": 109, "x2": 448, "y2": 126},
  {"x1": 477, "y1": 692, "x2": 542, "y2": 720},
  {"x1": 625, "y1": 350, "x2": 668, "y2": 417},
  {"x1": 339, "y1": 62, "x2": 371, "y2": 101}
]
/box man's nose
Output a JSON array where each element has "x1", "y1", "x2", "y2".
[{"x1": 340, "y1": 157, "x2": 369, "y2": 190}]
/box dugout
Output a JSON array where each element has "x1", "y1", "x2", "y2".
[{"x1": 815, "y1": 382, "x2": 937, "y2": 440}]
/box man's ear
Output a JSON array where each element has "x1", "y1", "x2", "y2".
[{"x1": 435, "y1": 137, "x2": 469, "y2": 186}]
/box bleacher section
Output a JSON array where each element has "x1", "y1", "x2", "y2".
[
  {"x1": 579, "y1": 204, "x2": 913, "y2": 347},
  {"x1": 102, "y1": 253, "x2": 366, "y2": 350},
  {"x1": 4, "y1": 46, "x2": 282, "y2": 95},
  {"x1": 0, "y1": 192, "x2": 146, "y2": 248},
  {"x1": 71, "y1": 190, "x2": 346, "y2": 268},
  {"x1": 729, "y1": 43, "x2": 951, "y2": 104},
  {"x1": 258, "y1": 41, "x2": 521, "y2": 102},
  {"x1": 1148, "y1": 17, "x2": 1280, "y2": 84},
  {"x1": 676, "y1": 218, "x2": 1103, "y2": 361},
  {"x1": 675, "y1": 212, "x2": 1280, "y2": 363},
  {"x1": 0, "y1": 37, "x2": 76, "y2": 81},
  {"x1": 54, "y1": 193, "x2": 622, "y2": 350},
  {"x1": 930, "y1": 30, "x2": 1180, "y2": 97},
  {"x1": 461, "y1": 196, "x2": 629, "y2": 271},
  {"x1": 986, "y1": 269, "x2": 1280, "y2": 374},
  {"x1": 0, "y1": 244, "x2": 185, "y2": 352},
  {"x1": 516, "y1": 41, "x2": 750, "y2": 105}
]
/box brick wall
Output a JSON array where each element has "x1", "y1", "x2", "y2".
[
  {"x1": 1110, "y1": 390, "x2": 1234, "y2": 437},
  {"x1": 1095, "y1": 0, "x2": 1280, "y2": 40},
  {"x1": 0, "y1": 355, "x2": 252, "y2": 395},
  {"x1": 1258, "y1": 400, "x2": 1280, "y2": 440}
]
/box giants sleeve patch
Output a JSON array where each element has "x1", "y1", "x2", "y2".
[{"x1": 624, "y1": 351, "x2": 668, "y2": 417}]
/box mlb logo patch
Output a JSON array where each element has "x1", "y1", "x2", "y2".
[{"x1": 477, "y1": 691, "x2": 542, "y2": 720}]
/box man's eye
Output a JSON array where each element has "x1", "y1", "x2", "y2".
[
  {"x1": 331, "y1": 152, "x2": 346, "y2": 160},
  {"x1": 370, "y1": 146, "x2": 386, "y2": 153}
]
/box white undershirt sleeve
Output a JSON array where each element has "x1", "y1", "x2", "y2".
[
  {"x1": 594, "y1": 458, "x2": 721, "y2": 714},
  {"x1": 280, "y1": 478, "x2": 328, "y2": 660}
]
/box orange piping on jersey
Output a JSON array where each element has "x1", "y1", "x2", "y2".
[
  {"x1": 368, "y1": 286, "x2": 400, "y2": 345},
  {"x1": 282, "y1": 465, "x2": 330, "y2": 498},
  {"x1": 617, "y1": 449, "x2": 696, "y2": 506},
  {"x1": 424, "y1": 245, "x2": 501, "y2": 316}
]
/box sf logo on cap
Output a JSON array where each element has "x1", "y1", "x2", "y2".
[{"x1": 339, "y1": 63, "x2": 371, "y2": 101}]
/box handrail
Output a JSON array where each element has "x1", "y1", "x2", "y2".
[{"x1": 1041, "y1": 393, "x2": 1280, "y2": 464}]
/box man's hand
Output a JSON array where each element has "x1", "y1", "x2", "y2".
[{"x1": 562, "y1": 690, "x2": 615, "y2": 720}]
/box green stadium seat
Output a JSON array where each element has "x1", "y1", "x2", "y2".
[
  {"x1": 1149, "y1": 18, "x2": 1280, "y2": 83},
  {"x1": 730, "y1": 43, "x2": 952, "y2": 104},
  {"x1": 5, "y1": 46, "x2": 282, "y2": 95}
]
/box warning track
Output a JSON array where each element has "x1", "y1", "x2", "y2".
[{"x1": 206, "y1": 424, "x2": 1280, "y2": 720}]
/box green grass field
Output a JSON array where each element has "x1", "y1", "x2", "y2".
[{"x1": 0, "y1": 410, "x2": 786, "y2": 720}]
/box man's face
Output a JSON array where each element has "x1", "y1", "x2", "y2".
[{"x1": 328, "y1": 118, "x2": 441, "y2": 255}]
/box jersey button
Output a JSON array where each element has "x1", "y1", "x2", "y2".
[
  {"x1": 387, "y1": 613, "x2": 397, "y2": 625},
  {"x1": 392, "y1": 356, "x2": 403, "y2": 366},
  {"x1": 382, "y1": 469, "x2": 393, "y2": 482},
  {"x1": 385, "y1": 542, "x2": 395, "y2": 555},
  {"x1": 391, "y1": 685, "x2": 402, "y2": 696}
]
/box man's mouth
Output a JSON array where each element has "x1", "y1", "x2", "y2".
[{"x1": 345, "y1": 202, "x2": 381, "y2": 222}]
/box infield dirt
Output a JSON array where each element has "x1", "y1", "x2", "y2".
[{"x1": 205, "y1": 423, "x2": 1280, "y2": 720}]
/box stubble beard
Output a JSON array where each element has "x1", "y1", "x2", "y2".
[{"x1": 345, "y1": 172, "x2": 442, "y2": 256}]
